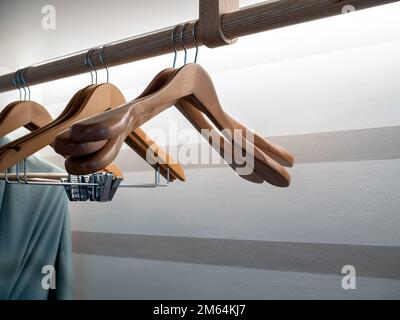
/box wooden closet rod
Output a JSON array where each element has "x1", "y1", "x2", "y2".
[{"x1": 0, "y1": 0, "x2": 397, "y2": 93}]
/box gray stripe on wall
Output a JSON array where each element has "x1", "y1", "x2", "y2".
[
  {"x1": 46, "y1": 126, "x2": 400, "y2": 171},
  {"x1": 72, "y1": 231, "x2": 400, "y2": 280},
  {"x1": 273, "y1": 125, "x2": 400, "y2": 164}
]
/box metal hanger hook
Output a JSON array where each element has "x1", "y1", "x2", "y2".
[
  {"x1": 99, "y1": 45, "x2": 110, "y2": 83},
  {"x1": 192, "y1": 21, "x2": 199, "y2": 63},
  {"x1": 12, "y1": 69, "x2": 22, "y2": 101},
  {"x1": 88, "y1": 48, "x2": 98, "y2": 84},
  {"x1": 19, "y1": 67, "x2": 31, "y2": 100},
  {"x1": 171, "y1": 24, "x2": 182, "y2": 68},
  {"x1": 180, "y1": 23, "x2": 190, "y2": 65},
  {"x1": 16, "y1": 69, "x2": 27, "y2": 101},
  {"x1": 84, "y1": 49, "x2": 95, "y2": 84}
]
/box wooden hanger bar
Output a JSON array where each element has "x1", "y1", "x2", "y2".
[{"x1": 0, "y1": 0, "x2": 397, "y2": 93}]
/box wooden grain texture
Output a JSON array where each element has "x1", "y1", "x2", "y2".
[
  {"x1": 0, "y1": 0, "x2": 397, "y2": 93},
  {"x1": 199, "y1": 0, "x2": 239, "y2": 48},
  {"x1": 221, "y1": 0, "x2": 398, "y2": 38}
]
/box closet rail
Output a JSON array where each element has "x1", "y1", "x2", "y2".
[{"x1": 0, "y1": 0, "x2": 397, "y2": 93}]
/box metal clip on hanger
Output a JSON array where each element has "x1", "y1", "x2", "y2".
[
  {"x1": 1, "y1": 52, "x2": 170, "y2": 202},
  {"x1": 3, "y1": 157, "x2": 169, "y2": 202}
]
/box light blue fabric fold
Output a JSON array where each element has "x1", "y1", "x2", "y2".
[{"x1": 0, "y1": 137, "x2": 72, "y2": 300}]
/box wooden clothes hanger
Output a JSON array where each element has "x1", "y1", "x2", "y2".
[
  {"x1": 0, "y1": 92, "x2": 125, "y2": 177},
  {"x1": 56, "y1": 68, "x2": 265, "y2": 184},
  {"x1": 135, "y1": 68, "x2": 294, "y2": 168},
  {"x1": 158, "y1": 70, "x2": 267, "y2": 184},
  {"x1": 137, "y1": 69, "x2": 274, "y2": 184},
  {"x1": 0, "y1": 81, "x2": 186, "y2": 181},
  {"x1": 54, "y1": 64, "x2": 292, "y2": 187},
  {"x1": 55, "y1": 69, "x2": 294, "y2": 169},
  {"x1": 0, "y1": 69, "x2": 55, "y2": 138},
  {"x1": 0, "y1": 100, "x2": 53, "y2": 138}
]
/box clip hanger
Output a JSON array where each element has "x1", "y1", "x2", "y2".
[{"x1": 1, "y1": 161, "x2": 171, "y2": 202}]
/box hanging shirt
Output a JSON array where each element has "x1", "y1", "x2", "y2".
[{"x1": 0, "y1": 137, "x2": 72, "y2": 300}]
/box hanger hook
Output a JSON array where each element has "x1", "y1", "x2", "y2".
[
  {"x1": 20, "y1": 67, "x2": 31, "y2": 100},
  {"x1": 88, "y1": 48, "x2": 98, "y2": 84},
  {"x1": 180, "y1": 23, "x2": 190, "y2": 65},
  {"x1": 12, "y1": 69, "x2": 22, "y2": 101},
  {"x1": 99, "y1": 45, "x2": 110, "y2": 83},
  {"x1": 16, "y1": 69, "x2": 27, "y2": 101},
  {"x1": 84, "y1": 49, "x2": 95, "y2": 84},
  {"x1": 192, "y1": 21, "x2": 199, "y2": 63},
  {"x1": 171, "y1": 24, "x2": 181, "y2": 68}
]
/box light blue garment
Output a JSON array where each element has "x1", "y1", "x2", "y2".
[{"x1": 0, "y1": 137, "x2": 72, "y2": 300}]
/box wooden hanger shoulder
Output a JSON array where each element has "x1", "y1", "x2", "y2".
[
  {"x1": 0, "y1": 101, "x2": 53, "y2": 138},
  {"x1": 0, "y1": 86, "x2": 89, "y2": 155}
]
